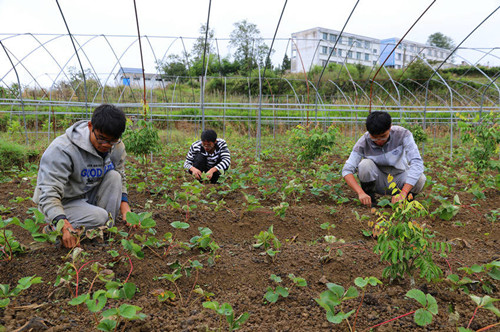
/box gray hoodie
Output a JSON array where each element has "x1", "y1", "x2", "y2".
[
  {"x1": 33, "y1": 120, "x2": 127, "y2": 222},
  {"x1": 341, "y1": 125, "x2": 424, "y2": 186}
]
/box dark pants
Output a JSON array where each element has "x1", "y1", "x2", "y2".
[{"x1": 189, "y1": 153, "x2": 220, "y2": 184}]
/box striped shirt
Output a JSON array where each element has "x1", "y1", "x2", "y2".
[{"x1": 184, "y1": 139, "x2": 231, "y2": 172}]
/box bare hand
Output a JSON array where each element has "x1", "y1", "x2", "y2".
[
  {"x1": 358, "y1": 192, "x2": 372, "y2": 207},
  {"x1": 61, "y1": 220, "x2": 78, "y2": 248},
  {"x1": 120, "y1": 202, "x2": 135, "y2": 228},
  {"x1": 391, "y1": 192, "x2": 407, "y2": 204},
  {"x1": 190, "y1": 167, "x2": 202, "y2": 180}
]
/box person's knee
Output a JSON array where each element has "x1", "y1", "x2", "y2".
[
  {"x1": 358, "y1": 159, "x2": 377, "y2": 182},
  {"x1": 412, "y1": 174, "x2": 426, "y2": 194}
]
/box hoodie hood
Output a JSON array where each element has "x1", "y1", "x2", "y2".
[{"x1": 66, "y1": 120, "x2": 100, "y2": 156}]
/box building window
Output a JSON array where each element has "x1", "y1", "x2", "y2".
[
  {"x1": 321, "y1": 46, "x2": 328, "y2": 54},
  {"x1": 365, "y1": 53, "x2": 370, "y2": 61},
  {"x1": 329, "y1": 47, "x2": 336, "y2": 56},
  {"x1": 434, "y1": 50, "x2": 437, "y2": 57},
  {"x1": 338, "y1": 36, "x2": 343, "y2": 44},
  {"x1": 330, "y1": 34, "x2": 336, "y2": 42},
  {"x1": 397, "y1": 53, "x2": 402, "y2": 60},
  {"x1": 348, "y1": 51, "x2": 353, "y2": 58},
  {"x1": 356, "y1": 52, "x2": 361, "y2": 60},
  {"x1": 348, "y1": 37, "x2": 354, "y2": 46},
  {"x1": 321, "y1": 60, "x2": 327, "y2": 66},
  {"x1": 364, "y1": 41, "x2": 370, "y2": 49},
  {"x1": 322, "y1": 32, "x2": 328, "y2": 40},
  {"x1": 427, "y1": 49, "x2": 432, "y2": 56},
  {"x1": 338, "y1": 49, "x2": 342, "y2": 57},
  {"x1": 410, "y1": 45, "x2": 415, "y2": 52},
  {"x1": 373, "y1": 49, "x2": 377, "y2": 54}
]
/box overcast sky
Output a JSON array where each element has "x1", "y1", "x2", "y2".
[{"x1": 1, "y1": 0, "x2": 499, "y2": 86}]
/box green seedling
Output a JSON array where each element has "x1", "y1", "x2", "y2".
[
  {"x1": 405, "y1": 289, "x2": 439, "y2": 326},
  {"x1": 431, "y1": 195, "x2": 461, "y2": 221},
  {"x1": 272, "y1": 202, "x2": 289, "y2": 219},
  {"x1": 351, "y1": 276, "x2": 382, "y2": 331},
  {"x1": 253, "y1": 225, "x2": 281, "y2": 261},
  {"x1": 315, "y1": 282, "x2": 359, "y2": 324},
  {"x1": 0, "y1": 275, "x2": 42, "y2": 307},
  {"x1": 461, "y1": 294, "x2": 500, "y2": 331},
  {"x1": 457, "y1": 260, "x2": 500, "y2": 294},
  {"x1": 264, "y1": 273, "x2": 307, "y2": 304},
  {"x1": 98, "y1": 303, "x2": 147, "y2": 331},
  {"x1": 203, "y1": 300, "x2": 250, "y2": 331},
  {"x1": 0, "y1": 217, "x2": 26, "y2": 261}
]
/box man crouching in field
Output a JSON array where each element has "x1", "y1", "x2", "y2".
[
  {"x1": 184, "y1": 129, "x2": 231, "y2": 184},
  {"x1": 33, "y1": 104, "x2": 131, "y2": 248},
  {"x1": 342, "y1": 111, "x2": 426, "y2": 207}
]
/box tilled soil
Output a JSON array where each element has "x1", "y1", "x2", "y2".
[{"x1": 0, "y1": 152, "x2": 499, "y2": 332}]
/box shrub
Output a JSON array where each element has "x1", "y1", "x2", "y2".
[{"x1": 0, "y1": 140, "x2": 38, "y2": 171}]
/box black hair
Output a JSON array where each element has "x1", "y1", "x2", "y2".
[
  {"x1": 366, "y1": 111, "x2": 391, "y2": 135},
  {"x1": 91, "y1": 104, "x2": 126, "y2": 139},
  {"x1": 201, "y1": 129, "x2": 217, "y2": 142}
]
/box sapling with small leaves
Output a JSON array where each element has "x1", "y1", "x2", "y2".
[{"x1": 315, "y1": 282, "x2": 359, "y2": 326}]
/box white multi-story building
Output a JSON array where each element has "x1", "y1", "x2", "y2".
[
  {"x1": 114, "y1": 67, "x2": 166, "y2": 88},
  {"x1": 290, "y1": 27, "x2": 451, "y2": 73}
]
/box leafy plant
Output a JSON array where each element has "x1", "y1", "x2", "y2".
[
  {"x1": 458, "y1": 111, "x2": 500, "y2": 173},
  {"x1": 461, "y1": 294, "x2": 500, "y2": 331},
  {"x1": 289, "y1": 124, "x2": 338, "y2": 164},
  {"x1": 253, "y1": 225, "x2": 281, "y2": 260},
  {"x1": 431, "y1": 195, "x2": 461, "y2": 221},
  {"x1": 457, "y1": 260, "x2": 500, "y2": 294},
  {"x1": 202, "y1": 300, "x2": 250, "y2": 331},
  {"x1": 315, "y1": 282, "x2": 358, "y2": 324},
  {"x1": 373, "y1": 175, "x2": 451, "y2": 282},
  {"x1": 0, "y1": 276, "x2": 42, "y2": 307},
  {"x1": 264, "y1": 273, "x2": 307, "y2": 304},
  {"x1": 405, "y1": 289, "x2": 439, "y2": 326}
]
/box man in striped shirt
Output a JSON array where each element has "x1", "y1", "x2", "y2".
[{"x1": 184, "y1": 129, "x2": 231, "y2": 184}]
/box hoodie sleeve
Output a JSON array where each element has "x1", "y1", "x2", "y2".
[
  {"x1": 402, "y1": 132, "x2": 424, "y2": 186},
  {"x1": 33, "y1": 144, "x2": 73, "y2": 222},
  {"x1": 111, "y1": 142, "x2": 128, "y2": 196}
]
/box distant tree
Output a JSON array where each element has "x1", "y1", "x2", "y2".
[
  {"x1": 281, "y1": 53, "x2": 291, "y2": 73},
  {"x1": 229, "y1": 20, "x2": 270, "y2": 75},
  {"x1": 191, "y1": 24, "x2": 215, "y2": 61},
  {"x1": 404, "y1": 59, "x2": 433, "y2": 81},
  {"x1": 158, "y1": 54, "x2": 188, "y2": 79},
  {"x1": 427, "y1": 32, "x2": 455, "y2": 50}
]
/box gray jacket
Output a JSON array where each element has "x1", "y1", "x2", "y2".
[
  {"x1": 341, "y1": 125, "x2": 424, "y2": 186},
  {"x1": 33, "y1": 120, "x2": 127, "y2": 221}
]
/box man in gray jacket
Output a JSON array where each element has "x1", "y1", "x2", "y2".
[
  {"x1": 342, "y1": 111, "x2": 426, "y2": 207},
  {"x1": 33, "y1": 104, "x2": 131, "y2": 248}
]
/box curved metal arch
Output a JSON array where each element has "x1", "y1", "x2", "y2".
[
  {"x1": 456, "y1": 47, "x2": 499, "y2": 80},
  {"x1": 0, "y1": 42, "x2": 51, "y2": 98},
  {"x1": 144, "y1": 35, "x2": 169, "y2": 103},
  {"x1": 0, "y1": 33, "x2": 75, "y2": 92},
  {"x1": 480, "y1": 73, "x2": 500, "y2": 117},
  {"x1": 453, "y1": 52, "x2": 500, "y2": 104},
  {"x1": 448, "y1": 79, "x2": 490, "y2": 106},
  {"x1": 393, "y1": 80, "x2": 422, "y2": 106},
  {"x1": 404, "y1": 78, "x2": 448, "y2": 106},
  {"x1": 100, "y1": 35, "x2": 139, "y2": 104},
  {"x1": 371, "y1": 80, "x2": 399, "y2": 106}
]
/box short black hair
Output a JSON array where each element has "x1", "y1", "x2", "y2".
[
  {"x1": 91, "y1": 104, "x2": 126, "y2": 139},
  {"x1": 201, "y1": 129, "x2": 217, "y2": 142},
  {"x1": 366, "y1": 111, "x2": 391, "y2": 135}
]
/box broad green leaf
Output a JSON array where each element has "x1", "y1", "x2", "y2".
[
  {"x1": 426, "y1": 294, "x2": 438, "y2": 314},
  {"x1": 171, "y1": 221, "x2": 190, "y2": 229},
  {"x1": 406, "y1": 289, "x2": 426, "y2": 307},
  {"x1": 97, "y1": 319, "x2": 117, "y2": 332},
  {"x1": 69, "y1": 293, "x2": 89, "y2": 306},
  {"x1": 414, "y1": 308, "x2": 433, "y2": 326}
]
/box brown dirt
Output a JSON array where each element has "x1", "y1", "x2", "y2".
[{"x1": 0, "y1": 151, "x2": 499, "y2": 332}]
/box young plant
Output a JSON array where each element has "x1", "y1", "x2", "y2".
[
  {"x1": 405, "y1": 289, "x2": 439, "y2": 326},
  {"x1": 315, "y1": 282, "x2": 359, "y2": 325},
  {"x1": 0, "y1": 276, "x2": 42, "y2": 307},
  {"x1": 202, "y1": 300, "x2": 250, "y2": 331},
  {"x1": 373, "y1": 175, "x2": 451, "y2": 283},
  {"x1": 264, "y1": 273, "x2": 307, "y2": 304},
  {"x1": 272, "y1": 202, "x2": 289, "y2": 219},
  {"x1": 99, "y1": 303, "x2": 147, "y2": 331},
  {"x1": 457, "y1": 260, "x2": 500, "y2": 294},
  {"x1": 0, "y1": 217, "x2": 26, "y2": 261},
  {"x1": 189, "y1": 227, "x2": 220, "y2": 265},
  {"x1": 461, "y1": 294, "x2": 500, "y2": 331},
  {"x1": 253, "y1": 225, "x2": 281, "y2": 261},
  {"x1": 351, "y1": 276, "x2": 382, "y2": 331},
  {"x1": 431, "y1": 194, "x2": 461, "y2": 221},
  {"x1": 289, "y1": 124, "x2": 338, "y2": 164}
]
